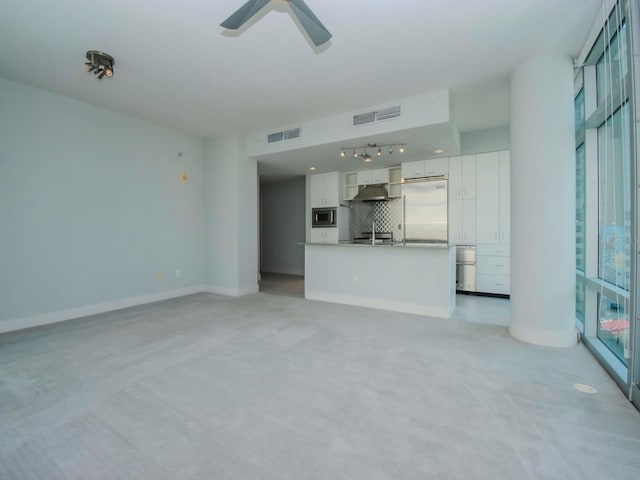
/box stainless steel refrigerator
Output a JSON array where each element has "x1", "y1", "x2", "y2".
[{"x1": 402, "y1": 176, "x2": 448, "y2": 243}]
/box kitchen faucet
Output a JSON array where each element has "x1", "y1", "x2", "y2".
[{"x1": 372, "y1": 218, "x2": 376, "y2": 245}]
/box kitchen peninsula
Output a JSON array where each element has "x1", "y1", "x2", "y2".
[
  {"x1": 305, "y1": 242, "x2": 456, "y2": 318},
  {"x1": 305, "y1": 151, "x2": 510, "y2": 318}
]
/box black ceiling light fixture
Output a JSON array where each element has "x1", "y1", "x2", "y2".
[
  {"x1": 340, "y1": 143, "x2": 407, "y2": 163},
  {"x1": 84, "y1": 50, "x2": 114, "y2": 80}
]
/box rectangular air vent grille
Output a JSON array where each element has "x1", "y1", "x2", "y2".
[
  {"x1": 353, "y1": 105, "x2": 401, "y2": 126},
  {"x1": 283, "y1": 128, "x2": 300, "y2": 140},
  {"x1": 353, "y1": 111, "x2": 377, "y2": 126},
  {"x1": 268, "y1": 132, "x2": 284, "y2": 143},
  {"x1": 376, "y1": 105, "x2": 402, "y2": 121},
  {"x1": 267, "y1": 127, "x2": 301, "y2": 143}
]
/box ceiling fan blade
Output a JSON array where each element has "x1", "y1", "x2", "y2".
[
  {"x1": 288, "y1": 0, "x2": 332, "y2": 46},
  {"x1": 220, "y1": 0, "x2": 271, "y2": 29}
]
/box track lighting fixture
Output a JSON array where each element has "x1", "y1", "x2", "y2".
[
  {"x1": 339, "y1": 143, "x2": 406, "y2": 162},
  {"x1": 85, "y1": 50, "x2": 115, "y2": 80}
]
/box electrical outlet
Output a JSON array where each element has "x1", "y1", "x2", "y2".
[
  {"x1": 176, "y1": 269, "x2": 181, "y2": 278},
  {"x1": 157, "y1": 272, "x2": 163, "y2": 280}
]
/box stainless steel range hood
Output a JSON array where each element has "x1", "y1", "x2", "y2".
[{"x1": 353, "y1": 184, "x2": 389, "y2": 202}]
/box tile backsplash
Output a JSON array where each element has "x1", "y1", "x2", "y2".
[{"x1": 348, "y1": 198, "x2": 403, "y2": 241}]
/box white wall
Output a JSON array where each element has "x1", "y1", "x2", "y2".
[
  {"x1": 0, "y1": 78, "x2": 205, "y2": 327},
  {"x1": 203, "y1": 134, "x2": 259, "y2": 295},
  {"x1": 260, "y1": 178, "x2": 306, "y2": 276},
  {"x1": 247, "y1": 90, "x2": 452, "y2": 157},
  {"x1": 460, "y1": 126, "x2": 510, "y2": 155}
]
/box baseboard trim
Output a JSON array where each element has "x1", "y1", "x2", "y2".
[
  {"x1": 305, "y1": 290, "x2": 452, "y2": 319},
  {"x1": 260, "y1": 268, "x2": 305, "y2": 276},
  {"x1": 0, "y1": 285, "x2": 205, "y2": 335},
  {"x1": 203, "y1": 284, "x2": 259, "y2": 297},
  {"x1": 508, "y1": 322, "x2": 578, "y2": 348}
]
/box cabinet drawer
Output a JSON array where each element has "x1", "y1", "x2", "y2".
[
  {"x1": 477, "y1": 256, "x2": 510, "y2": 275},
  {"x1": 476, "y1": 244, "x2": 510, "y2": 257},
  {"x1": 477, "y1": 274, "x2": 510, "y2": 295}
]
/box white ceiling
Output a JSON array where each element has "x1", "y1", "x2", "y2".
[{"x1": 0, "y1": 0, "x2": 600, "y2": 140}]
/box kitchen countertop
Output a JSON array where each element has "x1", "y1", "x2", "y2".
[{"x1": 302, "y1": 242, "x2": 453, "y2": 249}]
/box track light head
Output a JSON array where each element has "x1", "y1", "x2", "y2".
[{"x1": 85, "y1": 50, "x2": 115, "y2": 80}]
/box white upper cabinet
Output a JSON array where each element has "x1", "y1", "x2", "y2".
[
  {"x1": 310, "y1": 174, "x2": 326, "y2": 208},
  {"x1": 448, "y1": 156, "x2": 463, "y2": 199},
  {"x1": 401, "y1": 158, "x2": 448, "y2": 180},
  {"x1": 310, "y1": 171, "x2": 342, "y2": 208},
  {"x1": 461, "y1": 155, "x2": 476, "y2": 199},
  {"x1": 357, "y1": 168, "x2": 389, "y2": 186},
  {"x1": 424, "y1": 158, "x2": 448, "y2": 177},
  {"x1": 449, "y1": 155, "x2": 476, "y2": 199},
  {"x1": 475, "y1": 151, "x2": 509, "y2": 245},
  {"x1": 401, "y1": 160, "x2": 425, "y2": 179}
]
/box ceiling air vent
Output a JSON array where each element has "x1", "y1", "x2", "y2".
[
  {"x1": 353, "y1": 111, "x2": 377, "y2": 126},
  {"x1": 353, "y1": 106, "x2": 401, "y2": 126},
  {"x1": 376, "y1": 105, "x2": 402, "y2": 121},
  {"x1": 283, "y1": 127, "x2": 301, "y2": 140},
  {"x1": 268, "y1": 132, "x2": 284, "y2": 143},
  {"x1": 267, "y1": 127, "x2": 301, "y2": 143}
]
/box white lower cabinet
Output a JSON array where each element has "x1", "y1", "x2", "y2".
[
  {"x1": 310, "y1": 228, "x2": 338, "y2": 244},
  {"x1": 476, "y1": 243, "x2": 510, "y2": 295},
  {"x1": 477, "y1": 274, "x2": 510, "y2": 295}
]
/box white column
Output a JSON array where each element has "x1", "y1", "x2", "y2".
[
  {"x1": 509, "y1": 55, "x2": 577, "y2": 347},
  {"x1": 203, "y1": 133, "x2": 259, "y2": 296}
]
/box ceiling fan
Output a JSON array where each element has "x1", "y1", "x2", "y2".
[{"x1": 221, "y1": 0, "x2": 332, "y2": 47}]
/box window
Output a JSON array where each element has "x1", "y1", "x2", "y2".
[
  {"x1": 596, "y1": 23, "x2": 628, "y2": 107},
  {"x1": 597, "y1": 103, "x2": 631, "y2": 291}
]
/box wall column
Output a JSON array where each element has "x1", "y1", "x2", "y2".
[
  {"x1": 509, "y1": 54, "x2": 577, "y2": 347},
  {"x1": 203, "y1": 133, "x2": 258, "y2": 296}
]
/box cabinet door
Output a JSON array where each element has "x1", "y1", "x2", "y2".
[
  {"x1": 499, "y1": 151, "x2": 510, "y2": 243},
  {"x1": 448, "y1": 156, "x2": 462, "y2": 199},
  {"x1": 323, "y1": 172, "x2": 340, "y2": 207},
  {"x1": 371, "y1": 168, "x2": 389, "y2": 184},
  {"x1": 357, "y1": 170, "x2": 373, "y2": 186},
  {"x1": 401, "y1": 160, "x2": 425, "y2": 179},
  {"x1": 324, "y1": 228, "x2": 339, "y2": 244},
  {"x1": 475, "y1": 152, "x2": 500, "y2": 244},
  {"x1": 448, "y1": 198, "x2": 462, "y2": 244},
  {"x1": 424, "y1": 158, "x2": 448, "y2": 176},
  {"x1": 310, "y1": 228, "x2": 325, "y2": 243},
  {"x1": 462, "y1": 198, "x2": 476, "y2": 244},
  {"x1": 310, "y1": 174, "x2": 325, "y2": 207},
  {"x1": 462, "y1": 155, "x2": 476, "y2": 199}
]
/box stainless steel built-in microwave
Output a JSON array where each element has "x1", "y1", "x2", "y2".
[{"x1": 312, "y1": 207, "x2": 337, "y2": 228}]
